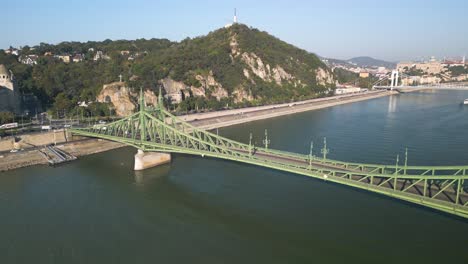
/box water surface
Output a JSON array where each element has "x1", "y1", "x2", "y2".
[{"x1": 1, "y1": 90, "x2": 467, "y2": 263}]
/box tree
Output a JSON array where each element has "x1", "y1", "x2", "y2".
[
  {"x1": 51, "y1": 92, "x2": 74, "y2": 117},
  {"x1": 0, "y1": 112, "x2": 14, "y2": 124}
]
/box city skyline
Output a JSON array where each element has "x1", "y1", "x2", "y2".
[{"x1": 3, "y1": 0, "x2": 468, "y2": 62}]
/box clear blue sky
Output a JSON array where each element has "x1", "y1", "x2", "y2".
[{"x1": 4, "y1": 0, "x2": 468, "y2": 61}]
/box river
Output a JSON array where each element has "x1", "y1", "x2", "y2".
[{"x1": 1, "y1": 90, "x2": 467, "y2": 263}]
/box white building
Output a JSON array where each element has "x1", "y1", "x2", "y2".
[
  {"x1": 19, "y1": 55, "x2": 38, "y2": 65},
  {"x1": 335, "y1": 87, "x2": 362, "y2": 95},
  {"x1": 93, "y1": 50, "x2": 110, "y2": 61}
]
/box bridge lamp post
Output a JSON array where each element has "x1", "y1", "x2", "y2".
[
  {"x1": 263, "y1": 129, "x2": 270, "y2": 150},
  {"x1": 321, "y1": 137, "x2": 330, "y2": 160},
  {"x1": 309, "y1": 141, "x2": 314, "y2": 169},
  {"x1": 404, "y1": 148, "x2": 408, "y2": 175},
  {"x1": 394, "y1": 154, "x2": 400, "y2": 191},
  {"x1": 249, "y1": 132, "x2": 253, "y2": 157}
]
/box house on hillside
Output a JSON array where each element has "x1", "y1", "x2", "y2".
[
  {"x1": 5, "y1": 48, "x2": 20, "y2": 56},
  {"x1": 19, "y1": 55, "x2": 38, "y2": 65},
  {"x1": 57, "y1": 54, "x2": 71, "y2": 63},
  {"x1": 93, "y1": 50, "x2": 110, "y2": 61},
  {"x1": 359, "y1": 71, "x2": 370, "y2": 78},
  {"x1": 72, "y1": 54, "x2": 84, "y2": 63}
]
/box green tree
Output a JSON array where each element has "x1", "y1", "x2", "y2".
[{"x1": 0, "y1": 112, "x2": 15, "y2": 124}]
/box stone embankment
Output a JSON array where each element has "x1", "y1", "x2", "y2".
[
  {"x1": 0, "y1": 139, "x2": 123, "y2": 172},
  {"x1": 0, "y1": 90, "x2": 395, "y2": 172}
]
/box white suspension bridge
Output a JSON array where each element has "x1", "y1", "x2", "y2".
[{"x1": 372, "y1": 70, "x2": 468, "y2": 92}]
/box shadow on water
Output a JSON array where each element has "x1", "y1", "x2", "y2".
[{"x1": 134, "y1": 163, "x2": 171, "y2": 186}]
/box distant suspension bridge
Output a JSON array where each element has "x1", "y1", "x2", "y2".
[{"x1": 373, "y1": 70, "x2": 468, "y2": 91}]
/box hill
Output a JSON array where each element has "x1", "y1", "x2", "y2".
[
  {"x1": 0, "y1": 24, "x2": 335, "y2": 116},
  {"x1": 347, "y1": 56, "x2": 395, "y2": 69}
]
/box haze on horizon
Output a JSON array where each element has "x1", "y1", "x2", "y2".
[{"x1": 4, "y1": 0, "x2": 468, "y2": 62}]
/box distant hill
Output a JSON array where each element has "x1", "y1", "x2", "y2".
[{"x1": 347, "y1": 56, "x2": 396, "y2": 69}]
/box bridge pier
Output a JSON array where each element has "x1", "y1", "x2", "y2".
[{"x1": 134, "y1": 149, "x2": 171, "y2": 171}]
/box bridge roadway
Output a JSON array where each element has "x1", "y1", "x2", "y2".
[{"x1": 374, "y1": 84, "x2": 468, "y2": 92}]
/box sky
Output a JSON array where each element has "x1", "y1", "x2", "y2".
[{"x1": 3, "y1": 0, "x2": 468, "y2": 62}]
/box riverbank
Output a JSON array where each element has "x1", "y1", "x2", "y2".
[{"x1": 0, "y1": 90, "x2": 395, "y2": 172}]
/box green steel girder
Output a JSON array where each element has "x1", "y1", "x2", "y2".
[{"x1": 70, "y1": 97, "x2": 468, "y2": 219}]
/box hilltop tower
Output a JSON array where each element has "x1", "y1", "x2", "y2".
[
  {"x1": 225, "y1": 8, "x2": 239, "y2": 28},
  {"x1": 234, "y1": 8, "x2": 238, "y2": 24}
]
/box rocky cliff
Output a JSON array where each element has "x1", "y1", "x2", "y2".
[{"x1": 97, "y1": 82, "x2": 158, "y2": 116}]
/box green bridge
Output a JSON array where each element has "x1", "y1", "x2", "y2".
[{"x1": 71, "y1": 92, "x2": 468, "y2": 219}]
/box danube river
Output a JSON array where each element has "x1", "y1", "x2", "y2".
[{"x1": 1, "y1": 90, "x2": 467, "y2": 263}]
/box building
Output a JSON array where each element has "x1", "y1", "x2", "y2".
[
  {"x1": 359, "y1": 71, "x2": 370, "y2": 78},
  {"x1": 0, "y1": 64, "x2": 20, "y2": 114},
  {"x1": 18, "y1": 55, "x2": 38, "y2": 65},
  {"x1": 335, "y1": 87, "x2": 362, "y2": 95},
  {"x1": 420, "y1": 75, "x2": 441, "y2": 85},
  {"x1": 442, "y1": 59, "x2": 465, "y2": 67},
  {"x1": 93, "y1": 50, "x2": 110, "y2": 61},
  {"x1": 57, "y1": 54, "x2": 71, "y2": 63},
  {"x1": 4, "y1": 48, "x2": 19, "y2": 56},
  {"x1": 72, "y1": 54, "x2": 84, "y2": 63},
  {"x1": 397, "y1": 59, "x2": 444, "y2": 75}
]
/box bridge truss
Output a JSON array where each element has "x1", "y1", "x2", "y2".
[{"x1": 71, "y1": 92, "x2": 468, "y2": 218}]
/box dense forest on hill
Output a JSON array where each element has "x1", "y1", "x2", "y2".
[{"x1": 0, "y1": 24, "x2": 334, "y2": 117}]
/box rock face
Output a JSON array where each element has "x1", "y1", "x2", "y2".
[
  {"x1": 160, "y1": 71, "x2": 228, "y2": 103},
  {"x1": 241, "y1": 52, "x2": 295, "y2": 86},
  {"x1": 230, "y1": 28, "x2": 334, "y2": 102},
  {"x1": 159, "y1": 78, "x2": 185, "y2": 103},
  {"x1": 97, "y1": 82, "x2": 135, "y2": 116},
  {"x1": 97, "y1": 82, "x2": 158, "y2": 116},
  {"x1": 195, "y1": 73, "x2": 228, "y2": 100},
  {"x1": 315, "y1": 68, "x2": 334, "y2": 86},
  {"x1": 232, "y1": 86, "x2": 253, "y2": 103}
]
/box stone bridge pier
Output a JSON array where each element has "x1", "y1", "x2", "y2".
[{"x1": 134, "y1": 149, "x2": 171, "y2": 171}]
